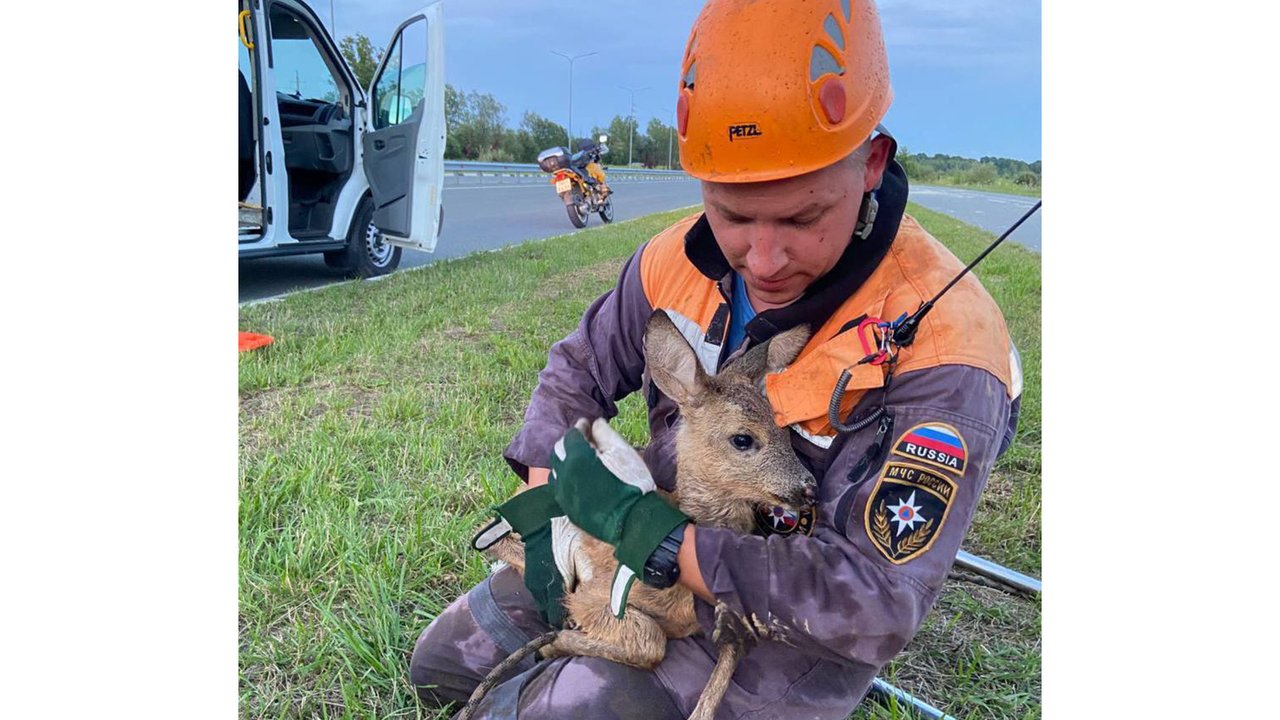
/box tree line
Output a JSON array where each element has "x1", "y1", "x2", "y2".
[
  {"x1": 341, "y1": 33, "x2": 679, "y2": 168},
  {"x1": 898, "y1": 149, "x2": 1042, "y2": 188},
  {"x1": 341, "y1": 33, "x2": 1038, "y2": 178},
  {"x1": 446, "y1": 86, "x2": 680, "y2": 167}
]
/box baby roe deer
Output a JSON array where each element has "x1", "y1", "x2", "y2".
[{"x1": 483, "y1": 310, "x2": 817, "y2": 718}]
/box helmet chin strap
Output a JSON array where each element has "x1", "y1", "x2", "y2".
[
  {"x1": 853, "y1": 124, "x2": 896, "y2": 241},
  {"x1": 854, "y1": 191, "x2": 879, "y2": 240}
]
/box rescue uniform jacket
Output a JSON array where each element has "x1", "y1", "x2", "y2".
[{"x1": 504, "y1": 161, "x2": 1021, "y2": 715}]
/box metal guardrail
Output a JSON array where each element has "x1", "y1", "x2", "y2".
[
  {"x1": 954, "y1": 550, "x2": 1042, "y2": 595},
  {"x1": 870, "y1": 678, "x2": 956, "y2": 720},
  {"x1": 443, "y1": 160, "x2": 687, "y2": 181}
]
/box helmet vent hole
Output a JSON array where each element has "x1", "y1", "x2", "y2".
[
  {"x1": 682, "y1": 61, "x2": 697, "y2": 90},
  {"x1": 823, "y1": 14, "x2": 845, "y2": 52},
  {"x1": 840, "y1": 0, "x2": 852, "y2": 23},
  {"x1": 818, "y1": 76, "x2": 846, "y2": 124},
  {"x1": 809, "y1": 45, "x2": 844, "y2": 82}
]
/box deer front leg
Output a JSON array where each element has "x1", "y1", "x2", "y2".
[
  {"x1": 481, "y1": 534, "x2": 526, "y2": 574},
  {"x1": 690, "y1": 601, "x2": 761, "y2": 720}
]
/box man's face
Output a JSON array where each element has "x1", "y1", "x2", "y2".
[{"x1": 701, "y1": 137, "x2": 892, "y2": 311}]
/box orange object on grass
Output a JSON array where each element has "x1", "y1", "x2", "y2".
[{"x1": 238, "y1": 332, "x2": 274, "y2": 352}]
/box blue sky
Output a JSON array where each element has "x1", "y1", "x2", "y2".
[{"x1": 320, "y1": 0, "x2": 1040, "y2": 161}]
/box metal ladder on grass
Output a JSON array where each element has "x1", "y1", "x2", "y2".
[{"x1": 865, "y1": 550, "x2": 1042, "y2": 720}]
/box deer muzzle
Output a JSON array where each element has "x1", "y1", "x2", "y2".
[{"x1": 778, "y1": 476, "x2": 818, "y2": 511}]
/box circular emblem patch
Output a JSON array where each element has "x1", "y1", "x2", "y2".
[
  {"x1": 864, "y1": 462, "x2": 956, "y2": 564},
  {"x1": 754, "y1": 504, "x2": 816, "y2": 537}
]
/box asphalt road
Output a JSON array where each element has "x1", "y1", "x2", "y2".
[
  {"x1": 908, "y1": 184, "x2": 1041, "y2": 252},
  {"x1": 238, "y1": 180, "x2": 1041, "y2": 304},
  {"x1": 238, "y1": 179, "x2": 704, "y2": 303}
]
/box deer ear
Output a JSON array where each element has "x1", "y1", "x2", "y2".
[
  {"x1": 644, "y1": 310, "x2": 706, "y2": 406},
  {"x1": 725, "y1": 324, "x2": 812, "y2": 381},
  {"x1": 765, "y1": 324, "x2": 811, "y2": 373}
]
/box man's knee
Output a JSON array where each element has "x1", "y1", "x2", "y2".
[
  {"x1": 516, "y1": 656, "x2": 683, "y2": 719},
  {"x1": 409, "y1": 567, "x2": 551, "y2": 706},
  {"x1": 409, "y1": 593, "x2": 482, "y2": 706}
]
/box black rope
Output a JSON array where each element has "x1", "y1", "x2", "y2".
[{"x1": 456, "y1": 631, "x2": 559, "y2": 720}]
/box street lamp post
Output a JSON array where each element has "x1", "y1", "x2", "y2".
[
  {"x1": 551, "y1": 51, "x2": 598, "y2": 147},
  {"x1": 660, "y1": 106, "x2": 675, "y2": 170},
  {"x1": 620, "y1": 85, "x2": 649, "y2": 166},
  {"x1": 668, "y1": 112, "x2": 674, "y2": 170}
]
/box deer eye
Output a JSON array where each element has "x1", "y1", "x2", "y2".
[{"x1": 730, "y1": 434, "x2": 756, "y2": 451}]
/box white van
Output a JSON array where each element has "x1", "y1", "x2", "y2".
[{"x1": 238, "y1": 0, "x2": 444, "y2": 277}]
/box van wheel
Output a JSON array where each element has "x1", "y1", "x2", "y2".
[{"x1": 327, "y1": 197, "x2": 401, "y2": 278}]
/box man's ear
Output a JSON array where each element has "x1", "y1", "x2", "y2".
[
  {"x1": 644, "y1": 310, "x2": 706, "y2": 406},
  {"x1": 861, "y1": 135, "x2": 895, "y2": 193}
]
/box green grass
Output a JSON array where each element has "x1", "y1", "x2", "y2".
[{"x1": 239, "y1": 202, "x2": 1041, "y2": 719}]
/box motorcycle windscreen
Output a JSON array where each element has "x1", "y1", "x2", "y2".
[{"x1": 361, "y1": 3, "x2": 445, "y2": 252}]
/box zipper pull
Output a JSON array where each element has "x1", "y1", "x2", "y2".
[
  {"x1": 846, "y1": 413, "x2": 894, "y2": 485},
  {"x1": 832, "y1": 412, "x2": 896, "y2": 538}
]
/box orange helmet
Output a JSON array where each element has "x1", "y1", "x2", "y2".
[{"x1": 676, "y1": 0, "x2": 893, "y2": 183}]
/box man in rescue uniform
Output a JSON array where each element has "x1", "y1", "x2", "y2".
[{"x1": 410, "y1": 0, "x2": 1022, "y2": 717}]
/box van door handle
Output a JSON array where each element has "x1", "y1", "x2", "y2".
[{"x1": 373, "y1": 139, "x2": 385, "y2": 151}]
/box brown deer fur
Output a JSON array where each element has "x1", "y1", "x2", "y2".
[{"x1": 485, "y1": 310, "x2": 816, "y2": 716}]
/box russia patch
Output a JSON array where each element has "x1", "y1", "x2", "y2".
[
  {"x1": 891, "y1": 422, "x2": 968, "y2": 474},
  {"x1": 864, "y1": 462, "x2": 956, "y2": 564}
]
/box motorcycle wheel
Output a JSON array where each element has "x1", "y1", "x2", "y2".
[
  {"x1": 566, "y1": 189, "x2": 589, "y2": 228},
  {"x1": 598, "y1": 195, "x2": 614, "y2": 224}
]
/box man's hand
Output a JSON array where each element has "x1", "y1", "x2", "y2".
[{"x1": 549, "y1": 418, "x2": 689, "y2": 615}]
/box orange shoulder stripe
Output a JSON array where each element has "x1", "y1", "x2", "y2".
[
  {"x1": 640, "y1": 212, "x2": 723, "y2": 332},
  {"x1": 768, "y1": 215, "x2": 1013, "y2": 437}
]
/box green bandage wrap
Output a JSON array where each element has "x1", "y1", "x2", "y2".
[
  {"x1": 496, "y1": 485, "x2": 561, "y2": 535},
  {"x1": 492, "y1": 485, "x2": 567, "y2": 627},
  {"x1": 549, "y1": 429, "x2": 645, "y2": 546},
  {"x1": 548, "y1": 425, "x2": 690, "y2": 619},
  {"x1": 614, "y1": 492, "x2": 689, "y2": 574},
  {"x1": 516, "y1": 522, "x2": 567, "y2": 627}
]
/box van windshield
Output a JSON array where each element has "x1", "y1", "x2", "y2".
[{"x1": 268, "y1": 5, "x2": 343, "y2": 104}]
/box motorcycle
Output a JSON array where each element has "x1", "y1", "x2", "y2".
[{"x1": 537, "y1": 135, "x2": 614, "y2": 228}]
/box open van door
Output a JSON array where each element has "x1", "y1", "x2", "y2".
[{"x1": 362, "y1": 1, "x2": 445, "y2": 252}]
